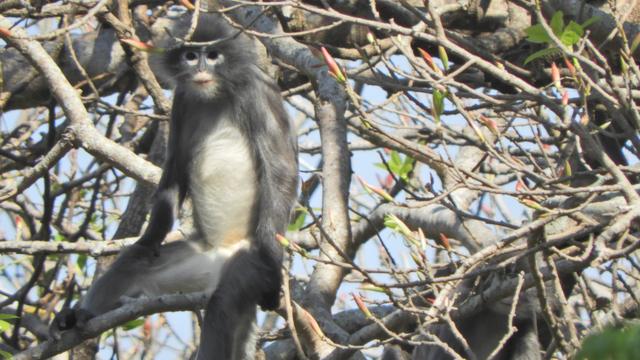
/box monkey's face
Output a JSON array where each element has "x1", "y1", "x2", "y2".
[
  {"x1": 160, "y1": 14, "x2": 258, "y2": 101},
  {"x1": 174, "y1": 47, "x2": 226, "y2": 100}
]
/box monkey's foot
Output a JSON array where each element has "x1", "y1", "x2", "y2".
[{"x1": 49, "y1": 308, "x2": 94, "y2": 340}]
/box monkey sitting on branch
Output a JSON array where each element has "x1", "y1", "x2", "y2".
[{"x1": 51, "y1": 12, "x2": 298, "y2": 360}]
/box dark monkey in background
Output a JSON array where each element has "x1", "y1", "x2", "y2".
[{"x1": 52, "y1": 13, "x2": 298, "y2": 360}]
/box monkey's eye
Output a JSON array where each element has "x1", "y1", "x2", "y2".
[
  {"x1": 207, "y1": 51, "x2": 219, "y2": 60},
  {"x1": 183, "y1": 51, "x2": 198, "y2": 63}
]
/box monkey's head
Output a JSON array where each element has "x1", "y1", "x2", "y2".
[{"x1": 161, "y1": 13, "x2": 257, "y2": 100}]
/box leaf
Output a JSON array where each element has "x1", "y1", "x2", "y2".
[
  {"x1": 288, "y1": 211, "x2": 307, "y2": 231},
  {"x1": 389, "y1": 150, "x2": 402, "y2": 174},
  {"x1": 576, "y1": 324, "x2": 640, "y2": 360},
  {"x1": 623, "y1": 56, "x2": 634, "y2": 74},
  {"x1": 550, "y1": 11, "x2": 564, "y2": 36},
  {"x1": 525, "y1": 24, "x2": 551, "y2": 44},
  {"x1": 519, "y1": 199, "x2": 548, "y2": 212},
  {"x1": 631, "y1": 33, "x2": 640, "y2": 54},
  {"x1": 565, "y1": 21, "x2": 584, "y2": 37},
  {"x1": 77, "y1": 254, "x2": 87, "y2": 270},
  {"x1": 432, "y1": 89, "x2": 445, "y2": 120},
  {"x1": 360, "y1": 283, "x2": 388, "y2": 293},
  {"x1": 438, "y1": 46, "x2": 449, "y2": 72},
  {"x1": 357, "y1": 176, "x2": 395, "y2": 202},
  {"x1": 581, "y1": 16, "x2": 600, "y2": 29},
  {"x1": 399, "y1": 155, "x2": 415, "y2": 180},
  {"x1": 121, "y1": 318, "x2": 145, "y2": 331},
  {"x1": 384, "y1": 214, "x2": 413, "y2": 238},
  {"x1": 524, "y1": 47, "x2": 562, "y2": 64},
  {"x1": 0, "y1": 321, "x2": 10, "y2": 332},
  {"x1": 560, "y1": 30, "x2": 581, "y2": 47},
  {"x1": 0, "y1": 314, "x2": 18, "y2": 321}
]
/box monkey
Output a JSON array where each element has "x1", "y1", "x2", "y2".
[{"x1": 50, "y1": 13, "x2": 298, "y2": 360}]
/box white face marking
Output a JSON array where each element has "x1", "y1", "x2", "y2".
[
  {"x1": 190, "y1": 119, "x2": 257, "y2": 248},
  {"x1": 183, "y1": 53, "x2": 226, "y2": 100}
]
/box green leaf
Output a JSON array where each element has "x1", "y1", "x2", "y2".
[
  {"x1": 77, "y1": 254, "x2": 87, "y2": 270},
  {"x1": 432, "y1": 89, "x2": 445, "y2": 120},
  {"x1": 121, "y1": 318, "x2": 145, "y2": 331},
  {"x1": 288, "y1": 211, "x2": 307, "y2": 231},
  {"x1": 630, "y1": 33, "x2": 640, "y2": 54},
  {"x1": 581, "y1": 16, "x2": 600, "y2": 29},
  {"x1": 0, "y1": 349, "x2": 12, "y2": 359},
  {"x1": 438, "y1": 45, "x2": 449, "y2": 71},
  {"x1": 373, "y1": 163, "x2": 387, "y2": 171},
  {"x1": 399, "y1": 155, "x2": 415, "y2": 180},
  {"x1": 0, "y1": 320, "x2": 10, "y2": 332},
  {"x1": 565, "y1": 21, "x2": 584, "y2": 37},
  {"x1": 384, "y1": 214, "x2": 412, "y2": 238},
  {"x1": 525, "y1": 24, "x2": 551, "y2": 44},
  {"x1": 524, "y1": 47, "x2": 562, "y2": 64},
  {"x1": 0, "y1": 314, "x2": 18, "y2": 321},
  {"x1": 550, "y1": 11, "x2": 564, "y2": 35},
  {"x1": 560, "y1": 30, "x2": 581, "y2": 46},
  {"x1": 389, "y1": 150, "x2": 402, "y2": 174},
  {"x1": 576, "y1": 324, "x2": 640, "y2": 360}
]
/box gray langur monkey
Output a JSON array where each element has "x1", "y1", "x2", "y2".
[{"x1": 51, "y1": 13, "x2": 298, "y2": 360}]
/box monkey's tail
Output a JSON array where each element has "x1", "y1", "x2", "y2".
[{"x1": 197, "y1": 247, "x2": 277, "y2": 359}]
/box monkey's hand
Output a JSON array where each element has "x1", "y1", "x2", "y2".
[
  {"x1": 49, "y1": 307, "x2": 95, "y2": 340},
  {"x1": 259, "y1": 287, "x2": 281, "y2": 311}
]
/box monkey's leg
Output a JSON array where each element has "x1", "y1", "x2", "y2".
[
  {"x1": 51, "y1": 241, "x2": 228, "y2": 335},
  {"x1": 197, "y1": 248, "x2": 269, "y2": 360}
]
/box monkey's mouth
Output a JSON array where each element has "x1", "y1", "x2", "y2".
[
  {"x1": 192, "y1": 73, "x2": 215, "y2": 86},
  {"x1": 193, "y1": 79, "x2": 214, "y2": 86}
]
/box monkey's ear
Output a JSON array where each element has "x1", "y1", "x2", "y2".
[{"x1": 148, "y1": 13, "x2": 193, "y2": 89}]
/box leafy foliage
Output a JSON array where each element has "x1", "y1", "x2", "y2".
[
  {"x1": 576, "y1": 324, "x2": 640, "y2": 360},
  {"x1": 524, "y1": 11, "x2": 599, "y2": 64}
]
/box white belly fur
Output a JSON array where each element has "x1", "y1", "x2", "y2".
[{"x1": 190, "y1": 121, "x2": 257, "y2": 248}]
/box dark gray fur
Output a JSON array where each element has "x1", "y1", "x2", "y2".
[{"x1": 51, "y1": 14, "x2": 297, "y2": 360}]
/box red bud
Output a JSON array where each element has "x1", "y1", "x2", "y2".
[
  {"x1": 321, "y1": 47, "x2": 346, "y2": 83},
  {"x1": 563, "y1": 57, "x2": 576, "y2": 77},
  {"x1": 551, "y1": 62, "x2": 561, "y2": 88},
  {"x1": 0, "y1": 27, "x2": 12, "y2": 37},
  {"x1": 352, "y1": 293, "x2": 372, "y2": 318},
  {"x1": 121, "y1": 38, "x2": 160, "y2": 52},
  {"x1": 180, "y1": 0, "x2": 196, "y2": 10},
  {"x1": 561, "y1": 90, "x2": 569, "y2": 106},
  {"x1": 438, "y1": 233, "x2": 451, "y2": 251}
]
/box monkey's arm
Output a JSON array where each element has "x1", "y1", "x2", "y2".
[
  {"x1": 252, "y1": 75, "x2": 298, "y2": 310},
  {"x1": 136, "y1": 171, "x2": 181, "y2": 249},
  {"x1": 137, "y1": 107, "x2": 188, "y2": 249}
]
